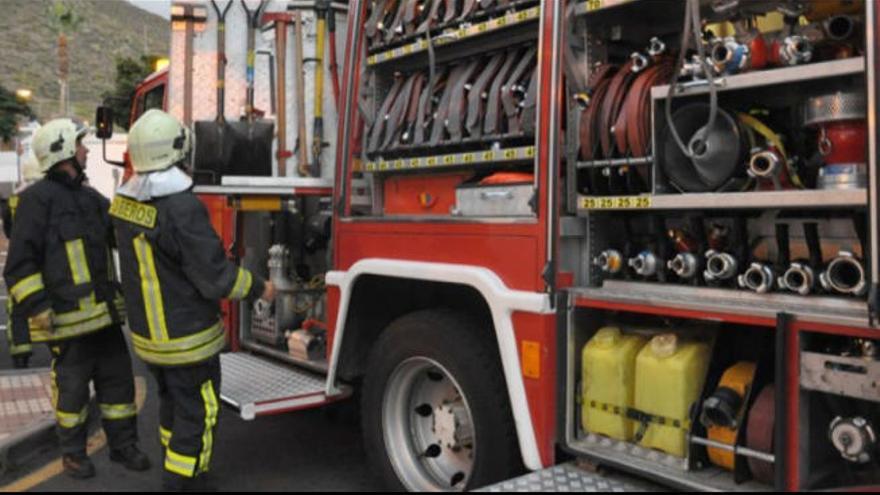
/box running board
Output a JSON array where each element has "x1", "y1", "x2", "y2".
[
  {"x1": 478, "y1": 462, "x2": 663, "y2": 492},
  {"x1": 219, "y1": 352, "x2": 349, "y2": 420}
]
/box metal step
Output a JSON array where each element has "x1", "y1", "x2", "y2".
[
  {"x1": 478, "y1": 462, "x2": 665, "y2": 492},
  {"x1": 219, "y1": 352, "x2": 349, "y2": 420}
]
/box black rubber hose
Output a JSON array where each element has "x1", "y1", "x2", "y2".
[
  {"x1": 735, "y1": 216, "x2": 750, "y2": 265},
  {"x1": 804, "y1": 222, "x2": 822, "y2": 269},
  {"x1": 654, "y1": 215, "x2": 669, "y2": 283},
  {"x1": 690, "y1": 215, "x2": 706, "y2": 286},
  {"x1": 775, "y1": 223, "x2": 790, "y2": 272},
  {"x1": 854, "y1": 213, "x2": 868, "y2": 256}
]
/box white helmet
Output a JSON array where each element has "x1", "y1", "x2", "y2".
[
  {"x1": 20, "y1": 152, "x2": 42, "y2": 183},
  {"x1": 31, "y1": 117, "x2": 88, "y2": 172},
  {"x1": 128, "y1": 109, "x2": 191, "y2": 173}
]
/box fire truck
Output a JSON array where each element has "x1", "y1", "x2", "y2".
[{"x1": 102, "y1": 0, "x2": 880, "y2": 491}]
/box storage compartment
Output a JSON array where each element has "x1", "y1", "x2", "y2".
[
  {"x1": 567, "y1": 305, "x2": 777, "y2": 491},
  {"x1": 383, "y1": 173, "x2": 470, "y2": 215},
  {"x1": 799, "y1": 333, "x2": 880, "y2": 490}
]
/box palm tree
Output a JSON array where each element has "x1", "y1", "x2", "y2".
[{"x1": 48, "y1": 1, "x2": 83, "y2": 115}]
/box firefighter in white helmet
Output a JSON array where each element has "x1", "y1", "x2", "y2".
[
  {"x1": 0, "y1": 152, "x2": 42, "y2": 369},
  {"x1": 3, "y1": 118, "x2": 150, "y2": 479},
  {"x1": 111, "y1": 109, "x2": 275, "y2": 491}
]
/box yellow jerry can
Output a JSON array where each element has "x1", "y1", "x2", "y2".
[
  {"x1": 633, "y1": 333, "x2": 711, "y2": 457},
  {"x1": 581, "y1": 327, "x2": 647, "y2": 440}
]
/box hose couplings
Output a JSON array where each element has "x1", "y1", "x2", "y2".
[
  {"x1": 738, "y1": 262, "x2": 776, "y2": 293},
  {"x1": 711, "y1": 37, "x2": 749, "y2": 75},
  {"x1": 648, "y1": 37, "x2": 667, "y2": 57},
  {"x1": 779, "y1": 262, "x2": 816, "y2": 296},
  {"x1": 748, "y1": 149, "x2": 783, "y2": 179},
  {"x1": 593, "y1": 249, "x2": 624, "y2": 274},
  {"x1": 703, "y1": 250, "x2": 738, "y2": 282},
  {"x1": 668, "y1": 252, "x2": 699, "y2": 279},
  {"x1": 778, "y1": 35, "x2": 813, "y2": 66},
  {"x1": 629, "y1": 250, "x2": 658, "y2": 277},
  {"x1": 824, "y1": 15, "x2": 857, "y2": 42},
  {"x1": 820, "y1": 251, "x2": 867, "y2": 296},
  {"x1": 630, "y1": 52, "x2": 650, "y2": 73}
]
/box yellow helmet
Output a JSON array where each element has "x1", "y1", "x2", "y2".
[
  {"x1": 20, "y1": 152, "x2": 42, "y2": 182},
  {"x1": 128, "y1": 109, "x2": 191, "y2": 173},
  {"x1": 31, "y1": 117, "x2": 88, "y2": 172}
]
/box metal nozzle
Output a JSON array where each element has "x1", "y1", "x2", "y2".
[
  {"x1": 738, "y1": 262, "x2": 776, "y2": 294},
  {"x1": 710, "y1": 37, "x2": 749, "y2": 74},
  {"x1": 668, "y1": 252, "x2": 699, "y2": 279},
  {"x1": 779, "y1": 36, "x2": 813, "y2": 66},
  {"x1": 703, "y1": 250, "x2": 739, "y2": 281},
  {"x1": 820, "y1": 252, "x2": 867, "y2": 296},
  {"x1": 748, "y1": 149, "x2": 783, "y2": 178},
  {"x1": 779, "y1": 262, "x2": 816, "y2": 296},
  {"x1": 593, "y1": 249, "x2": 624, "y2": 274},
  {"x1": 629, "y1": 251, "x2": 658, "y2": 277}
]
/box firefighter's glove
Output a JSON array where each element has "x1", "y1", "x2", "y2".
[{"x1": 29, "y1": 309, "x2": 54, "y2": 333}]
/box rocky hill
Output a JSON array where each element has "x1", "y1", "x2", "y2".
[{"x1": 0, "y1": 0, "x2": 169, "y2": 120}]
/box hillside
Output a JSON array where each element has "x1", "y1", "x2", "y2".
[{"x1": 0, "y1": 0, "x2": 169, "y2": 120}]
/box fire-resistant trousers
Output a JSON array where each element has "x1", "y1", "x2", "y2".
[
  {"x1": 50, "y1": 325, "x2": 138, "y2": 455},
  {"x1": 149, "y1": 355, "x2": 220, "y2": 485}
]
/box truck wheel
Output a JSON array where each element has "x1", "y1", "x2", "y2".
[{"x1": 361, "y1": 309, "x2": 520, "y2": 491}]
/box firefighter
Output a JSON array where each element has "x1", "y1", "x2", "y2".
[
  {"x1": 111, "y1": 109, "x2": 275, "y2": 491},
  {"x1": 1, "y1": 153, "x2": 41, "y2": 369},
  {"x1": 3, "y1": 118, "x2": 150, "y2": 479}
]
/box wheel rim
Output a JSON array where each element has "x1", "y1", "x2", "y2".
[{"x1": 382, "y1": 357, "x2": 476, "y2": 491}]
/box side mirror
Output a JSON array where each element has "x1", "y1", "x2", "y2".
[{"x1": 96, "y1": 106, "x2": 114, "y2": 139}]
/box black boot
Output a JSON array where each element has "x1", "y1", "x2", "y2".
[
  {"x1": 110, "y1": 444, "x2": 151, "y2": 471},
  {"x1": 62, "y1": 453, "x2": 96, "y2": 479},
  {"x1": 12, "y1": 354, "x2": 29, "y2": 369}
]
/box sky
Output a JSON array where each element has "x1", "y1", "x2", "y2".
[{"x1": 127, "y1": 0, "x2": 170, "y2": 19}]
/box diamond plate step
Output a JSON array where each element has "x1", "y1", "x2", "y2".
[
  {"x1": 220, "y1": 352, "x2": 349, "y2": 420},
  {"x1": 478, "y1": 462, "x2": 665, "y2": 492}
]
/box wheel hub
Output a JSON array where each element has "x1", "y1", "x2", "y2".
[{"x1": 433, "y1": 401, "x2": 474, "y2": 451}]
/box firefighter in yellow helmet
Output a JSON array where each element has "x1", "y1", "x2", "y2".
[
  {"x1": 2, "y1": 118, "x2": 150, "y2": 479},
  {"x1": 0, "y1": 152, "x2": 43, "y2": 369},
  {"x1": 111, "y1": 109, "x2": 275, "y2": 491}
]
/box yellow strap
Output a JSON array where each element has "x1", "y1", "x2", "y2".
[
  {"x1": 738, "y1": 112, "x2": 806, "y2": 189},
  {"x1": 134, "y1": 234, "x2": 169, "y2": 342},
  {"x1": 198, "y1": 380, "x2": 219, "y2": 473},
  {"x1": 10, "y1": 273, "x2": 44, "y2": 303},
  {"x1": 587, "y1": 400, "x2": 692, "y2": 431}
]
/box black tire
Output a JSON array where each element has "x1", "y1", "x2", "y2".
[{"x1": 361, "y1": 309, "x2": 522, "y2": 491}]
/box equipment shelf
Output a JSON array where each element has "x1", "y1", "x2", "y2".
[
  {"x1": 366, "y1": 3, "x2": 540, "y2": 69},
  {"x1": 569, "y1": 281, "x2": 870, "y2": 328},
  {"x1": 651, "y1": 57, "x2": 866, "y2": 100},
  {"x1": 363, "y1": 145, "x2": 535, "y2": 173},
  {"x1": 576, "y1": 189, "x2": 867, "y2": 212}
]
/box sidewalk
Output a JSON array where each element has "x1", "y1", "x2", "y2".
[{"x1": 0, "y1": 368, "x2": 56, "y2": 475}]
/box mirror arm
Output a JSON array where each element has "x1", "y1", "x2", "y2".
[{"x1": 102, "y1": 138, "x2": 126, "y2": 168}]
